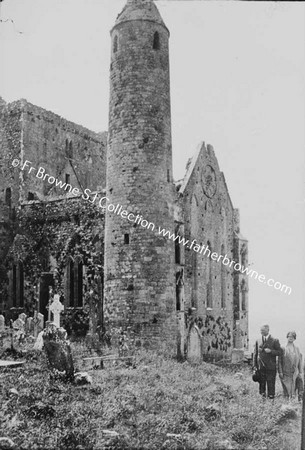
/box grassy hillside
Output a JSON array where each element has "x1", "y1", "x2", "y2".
[{"x1": 0, "y1": 344, "x2": 302, "y2": 449}]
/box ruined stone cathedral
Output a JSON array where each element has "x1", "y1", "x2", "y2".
[{"x1": 0, "y1": 0, "x2": 248, "y2": 360}]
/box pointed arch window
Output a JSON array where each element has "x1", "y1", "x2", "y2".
[
  {"x1": 191, "y1": 252, "x2": 198, "y2": 308},
  {"x1": 153, "y1": 31, "x2": 160, "y2": 50},
  {"x1": 175, "y1": 224, "x2": 181, "y2": 264}
]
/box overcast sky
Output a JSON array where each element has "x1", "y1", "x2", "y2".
[{"x1": 1, "y1": 0, "x2": 304, "y2": 352}]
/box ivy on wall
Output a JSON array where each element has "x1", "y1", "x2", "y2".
[
  {"x1": 2, "y1": 197, "x2": 105, "y2": 323},
  {"x1": 187, "y1": 314, "x2": 231, "y2": 356}
]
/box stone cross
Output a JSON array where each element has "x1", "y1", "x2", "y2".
[{"x1": 49, "y1": 295, "x2": 64, "y2": 328}]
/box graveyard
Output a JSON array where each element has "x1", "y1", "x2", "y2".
[{"x1": 0, "y1": 306, "x2": 302, "y2": 450}]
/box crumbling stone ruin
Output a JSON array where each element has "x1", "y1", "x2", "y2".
[{"x1": 0, "y1": 0, "x2": 248, "y2": 360}]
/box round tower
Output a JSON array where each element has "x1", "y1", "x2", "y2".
[{"x1": 104, "y1": 0, "x2": 177, "y2": 347}]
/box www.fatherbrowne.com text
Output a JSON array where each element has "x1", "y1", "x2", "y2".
[{"x1": 13, "y1": 158, "x2": 292, "y2": 296}]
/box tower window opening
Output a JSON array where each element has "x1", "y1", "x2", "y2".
[
  {"x1": 167, "y1": 169, "x2": 170, "y2": 182},
  {"x1": 65, "y1": 140, "x2": 73, "y2": 159},
  {"x1": 65, "y1": 174, "x2": 70, "y2": 184},
  {"x1": 113, "y1": 35, "x2": 118, "y2": 53},
  {"x1": 241, "y1": 279, "x2": 247, "y2": 311},
  {"x1": 153, "y1": 31, "x2": 160, "y2": 50},
  {"x1": 68, "y1": 141, "x2": 73, "y2": 159},
  {"x1": 124, "y1": 233, "x2": 130, "y2": 244}
]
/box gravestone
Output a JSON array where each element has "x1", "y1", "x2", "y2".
[
  {"x1": 37, "y1": 313, "x2": 44, "y2": 333},
  {"x1": 187, "y1": 325, "x2": 202, "y2": 361},
  {"x1": 34, "y1": 331, "x2": 44, "y2": 351},
  {"x1": 0, "y1": 315, "x2": 5, "y2": 332},
  {"x1": 33, "y1": 312, "x2": 39, "y2": 338},
  {"x1": 19, "y1": 313, "x2": 27, "y2": 335},
  {"x1": 26, "y1": 317, "x2": 33, "y2": 335},
  {"x1": 12, "y1": 317, "x2": 25, "y2": 342},
  {"x1": 49, "y1": 295, "x2": 64, "y2": 328},
  {"x1": 42, "y1": 324, "x2": 74, "y2": 381},
  {"x1": 19, "y1": 313, "x2": 27, "y2": 323}
]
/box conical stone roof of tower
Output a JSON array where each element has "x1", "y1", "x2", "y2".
[{"x1": 114, "y1": 0, "x2": 168, "y2": 31}]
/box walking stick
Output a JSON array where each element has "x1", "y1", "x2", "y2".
[{"x1": 301, "y1": 371, "x2": 305, "y2": 450}]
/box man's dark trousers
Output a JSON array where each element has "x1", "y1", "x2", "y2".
[
  {"x1": 253, "y1": 334, "x2": 281, "y2": 399},
  {"x1": 259, "y1": 367, "x2": 276, "y2": 399}
]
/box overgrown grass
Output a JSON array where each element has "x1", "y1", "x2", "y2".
[{"x1": 0, "y1": 342, "x2": 301, "y2": 449}]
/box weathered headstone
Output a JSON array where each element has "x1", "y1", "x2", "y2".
[
  {"x1": 187, "y1": 325, "x2": 202, "y2": 361},
  {"x1": 26, "y1": 317, "x2": 34, "y2": 335},
  {"x1": 20, "y1": 313, "x2": 27, "y2": 335},
  {"x1": 19, "y1": 313, "x2": 27, "y2": 323},
  {"x1": 0, "y1": 315, "x2": 5, "y2": 332},
  {"x1": 9, "y1": 320, "x2": 14, "y2": 350},
  {"x1": 42, "y1": 324, "x2": 74, "y2": 381},
  {"x1": 33, "y1": 331, "x2": 44, "y2": 351},
  {"x1": 49, "y1": 295, "x2": 64, "y2": 328},
  {"x1": 33, "y1": 311, "x2": 39, "y2": 338},
  {"x1": 37, "y1": 313, "x2": 44, "y2": 333},
  {"x1": 12, "y1": 317, "x2": 25, "y2": 343}
]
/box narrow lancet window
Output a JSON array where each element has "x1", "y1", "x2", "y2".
[
  {"x1": 153, "y1": 32, "x2": 160, "y2": 50},
  {"x1": 113, "y1": 35, "x2": 118, "y2": 53}
]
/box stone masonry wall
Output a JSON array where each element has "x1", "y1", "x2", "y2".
[
  {"x1": 181, "y1": 143, "x2": 236, "y2": 357},
  {"x1": 0, "y1": 99, "x2": 22, "y2": 262},
  {"x1": 20, "y1": 100, "x2": 107, "y2": 201},
  {"x1": 0, "y1": 98, "x2": 107, "y2": 315},
  {"x1": 104, "y1": 9, "x2": 177, "y2": 347}
]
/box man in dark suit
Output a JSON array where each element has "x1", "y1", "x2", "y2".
[{"x1": 253, "y1": 324, "x2": 281, "y2": 399}]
